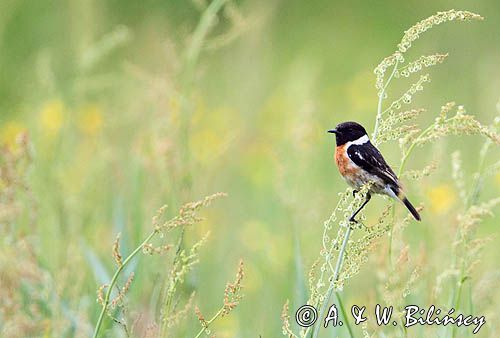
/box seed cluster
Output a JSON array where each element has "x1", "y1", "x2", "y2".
[{"x1": 398, "y1": 10, "x2": 483, "y2": 53}]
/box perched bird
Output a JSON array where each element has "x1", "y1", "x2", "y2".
[{"x1": 328, "y1": 121, "x2": 421, "y2": 222}]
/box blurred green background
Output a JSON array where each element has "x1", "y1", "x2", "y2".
[{"x1": 1, "y1": 0, "x2": 499, "y2": 337}]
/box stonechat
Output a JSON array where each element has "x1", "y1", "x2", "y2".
[{"x1": 328, "y1": 121, "x2": 421, "y2": 222}]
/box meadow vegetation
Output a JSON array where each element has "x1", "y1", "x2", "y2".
[{"x1": 0, "y1": 1, "x2": 499, "y2": 337}]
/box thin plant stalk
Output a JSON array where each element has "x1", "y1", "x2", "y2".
[
  {"x1": 335, "y1": 291, "x2": 354, "y2": 338},
  {"x1": 160, "y1": 2, "x2": 230, "y2": 333},
  {"x1": 178, "y1": 0, "x2": 229, "y2": 203},
  {"x1": 183, "y1": 0, "x2": 229, "y2": 88},
  {"x1": 387, "y1": 115, "x2": 461, "y2": 261},
  {"x1": 373, "y1": 60, "x2": 399, "y2": 263},
  {"x1": 93, "y1": 229, "x2": 159, "y2": 338},
  {"x1": 373, "y1": 59, "x2": 400, "y2": 142},
  {"x1": 159, "y1": 227, "x2": 187, "y2": 337},
  {"x1": 194, "y1": 308, "x2": 224, "y2": 338},
  {"x1": 311, "y1": 226, "x2": 352, "y2": 338},
  {"x1": 450, "y1": 139, "x2": 491, "y2": 338},
  {"x1": 309, "y1": 63, "x2": 394, "y2": 337},
  {"x1": 387, "y1": 123, "x2": 434, "y2": 261}
]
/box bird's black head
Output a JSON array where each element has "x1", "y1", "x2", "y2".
[{"x1": 328, "y1": 121, "x2": 368, "y2": 146}]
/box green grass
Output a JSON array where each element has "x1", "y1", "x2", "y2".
[{"x1": 0, "y1": 1, "x2": 499, "y2": 337}]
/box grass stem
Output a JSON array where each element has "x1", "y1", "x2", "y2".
[
  {"x1": 194, "y1": 308, "x2": 224, "y2": 338},
  {"x1": 309, "y1": 58, "x2": 397, "y2": 338},
  {"x1": 93, "y1": 230, "x2": 158, "y2": 338},
  {"x1": 335, "y1": 291, "x2": 354, "y2": 338},
  {"x1": 373, "y1": 60, "x2": 399, "y2": 142},
  {"x1": 312, "y1": 226, "x2": 352, "y2": 338},
  {"x1": 450, "y1": 138, "x2": 491, "y2": 338}
]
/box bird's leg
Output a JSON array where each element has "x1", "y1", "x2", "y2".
[
  {"x1": 349, "y1": 192, "x2": 371, "y2": 223},
  {"x1": 352, "y1": 190, "x2": 358, "y2": 198}
]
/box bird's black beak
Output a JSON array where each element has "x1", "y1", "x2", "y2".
[{"x1": 327, "y1": 129, "x2": 337, "y2": 134}]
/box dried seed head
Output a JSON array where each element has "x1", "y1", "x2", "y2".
[
  {"x1": 112, "y1": 233, "x2": 123, "y2": 267},
  {"x1": 403, "y1": 162, "x2": 437, "y2": 180},
  {"x1": 383, "y1": 74, "x2": 430, "y2": 116},
  {"x1": 416, "y1": 105, "x2": 500, "y2": 146},
  {"x1": 194, "y1": 305, "x2": 208, "y2": 329},
  {"x1": 165, "y1": 232, "x2": 211, "y2": 307},
  {"x1": 374, "y1": 52, "x2": 405, "y2": 94},
  {"x1": 97, "y1": 284, "x2": 108, "y2": 305},
  {"x1": 142, "y1": 243, "x2": 173, "y2": 255},
  {"x1": 394, "y1": 53, "x2": 448, "y2": 78},
  {"x1": 396, "y1": 245, "x2": 409, "y2": 267},
  {"x1": 111, "y1": 272, "x2": 135, "y2": 308},
  {"x1": 167, "y1": 291, "x2": 196, "y2": 328},
  {"x1": 222, "y1": 259, "x2": 245, "y2": 316},
  {"x1": 157, "y1": 193, "x2": 227, "y2": 233},
  {"x1": 281, "y1": 300, "x2": 298, "y2": 338},
  {"x1": 398, "y1": 10, "x2": 483, "y2": 53}
]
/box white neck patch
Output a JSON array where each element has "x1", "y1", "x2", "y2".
[{"x1": 347, "y1": 134, "x2": 369, "y2": 146}]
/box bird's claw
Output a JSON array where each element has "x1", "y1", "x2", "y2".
[{"x1": 348, "y1": 219, "x2": 358, "y2": 230}]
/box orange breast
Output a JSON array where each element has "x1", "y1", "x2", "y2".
[{"x1": 335, "y1": 144, "x2": 356, "y2": 176}]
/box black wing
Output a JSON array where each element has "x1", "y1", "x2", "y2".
[{"x1": 347, "y1": 142, "x2": 399, "y2": 187}]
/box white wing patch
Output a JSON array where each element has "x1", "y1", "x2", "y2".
[
  {"x1": 346, "y1": 134, "x2": 369, "y2": 147},
  {"x1": 382, "y1": 168, "x2": 398, "y2": 182}
]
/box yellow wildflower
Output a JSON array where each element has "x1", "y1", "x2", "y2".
[
  {"x1": 0, "y1": 121, "x2": 26, "y2": 149},
  {"x1": 427, "y1": 184, "x2": 456, "y2": 213},
  {"x1": 40, "y1": 99, "x2": 64, "y2": 135},
  {"x1": 79, "y1": 105, "x2": 103, "y2": 135},
  {"x1": 191, "y1": 106, "x2": 237, "y2": 164}
]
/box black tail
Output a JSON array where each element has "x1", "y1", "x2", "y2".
[{"x1": 402, "y1": 197, "x2": 421, "y2": 221}]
